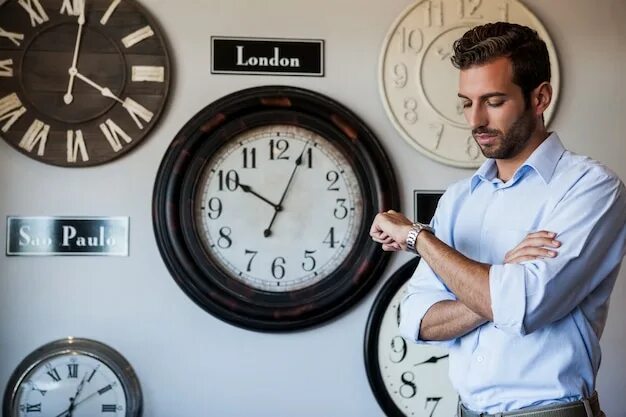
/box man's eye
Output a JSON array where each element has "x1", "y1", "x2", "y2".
[
  {"x1": 462, "y1": 102, "x2": 471, "y2": 108},
  {"x1": 487, "y1": 101, "x2": 504, "y2": 107}
]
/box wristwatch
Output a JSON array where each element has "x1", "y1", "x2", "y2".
[{"x1": 406, "y1": 223, "x2": 434, "y2": 255}]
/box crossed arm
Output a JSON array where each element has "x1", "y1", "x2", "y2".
[{"x1": 369, "y1": 210, "x2": 560, "y2": 341}]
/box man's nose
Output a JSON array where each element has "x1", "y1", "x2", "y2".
[{"x1": 466, "y1": 105, "x2": 487, "y2": 129}]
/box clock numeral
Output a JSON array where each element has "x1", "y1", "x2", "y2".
[
  {"x1": 131, "y1": 65, "x2": 165, "y2": 82},
  {"x1": 67, "y1": 363, "x2": 78, "y2": 378},
  {"x1": 436, "y1": 46, "x2": 451, "y2": 61},
  {"x1": 28, "y1": 382, "x2": 47, "y2": 396},
  {"x1": 101, "y1": 404, "x2": 117, "y2": 412},
  {"x1": 271, "y1": 257, "x2": 286, "y2": 280},
  {"x1": 100, "y1": 0, "x2": 121, "y2": 25},
  {"x1": 302, "y1": 250, "x2": 316, "y2": 272},
  {"x1": 392, "y1": 63, "x2": 408, "y2": 88},
  {"x1": 17, "y1": 0, "x2": 49, "y2": 27},
  {"x1": 465, "y1": 136, "x2": 481, "y2": 160},
  {"x1": 0, "y1": 93, "x2": 27, "y2": 132},
  {"x1": 269, "y1": 139, "x2": 289, "y2": 160},
  {"x1": 323, "y1": 227, "x2": 339, "y2": 249},
  {"x1": 46, "y1": 368, "x2": 61, "y2": 383},
  {"x1": 0, "y1": 27, "x2": 25, "y2": 46},
  {"x1": 396, "y1": 27, "x2": 423, "y2": 55},
  {"x1": 399, "y1": 371, "x2": 417, "y2": 399},
  {"x1": 0, "y1": 59, "x2": 14, "y2": 77},
  {"x1": 121, "y1": 25, "x2": 154, "y2": 48},
  {"x1": 303, "y1": 147, "x2": 313, "y2": 168},
  {"x1": 123, "y1": 97, "x2": 153, "y2": 130},
  {"x1": 218, "y1": 170, "x2": 239, "y2": 191},
  {"x1": 206, "y1": 197, "x2": 223, "y2": 219},
  {"x1": 97, "y1": 384, "x2": 112, "y2": 395},
  {"x1": 87, "y1": 366, "x2": 99, "y2": 383},
  {"x1": 217, "y1": 227, "x2": 232, "y2": 249},
  {"x1": 426, "y1": 397, "x2": 443, "y2": 417},
  {"x1": 390, "y1": 335, "x2": 407, "y2": 363},
  {"x1": 459, "y1": 0, "x2": 483, "y2": 19},
  {"x1": 403, "y1": 97, "x2": 418, "y2": 124},
  {"x1": 326, "y1": 171, "x2": 340, "y2": 191},
  {"x1": 430, "y1": 123, "x2": 444, "y2": 150},
  {"x1": 25, "y1": 403, "x2": 42, "y2": 413},
  {"x1": 67, "y1": 129, "x2": 89, "y2": 163},
  {"x1": 19, "y1": 119, "x2": 49, "y2": 156},
  {"x1": 333, "y1": 198, "x2": 348, "y2": 220},
  {"x1": 244, "y1": 249, "x2": 258, "y2": 272},
  {"x1": 60, "y1": 0, "x2": 83, "y2": 16},
  {"x1": 424, "y1": 0, "x2": 443, "y2": 27},
  {"x1": 99, "y1": 119, "x2": 132, "y2": 152},
  {"x1": 242, "y1": 147, "x2": 256, "y2": 168},
  {"x1": 499, "y1": 2, "x2": 509, "y2": 21}
]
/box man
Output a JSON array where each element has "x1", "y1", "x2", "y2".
[{"x1": 370, "y1": 22, "x2": 626, "y2": 417}]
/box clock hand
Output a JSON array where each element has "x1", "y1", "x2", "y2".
[
  {"x1": 55, "y1": 371, "x2": 88, "y2": 417},
  {"x1": 413, "y1": 354, "x2": 449, "y2": 366},
  {"x1": 64, "y1": 0, "x2": 86, "y2": 105},
  {"x1": 239, "y1": 182, "x2": 281, "y2": 210},
  {"x1": 74, "y1": 71, "x2": 124, "y2": 105},
  {"x1": 263, "y1": 140, "x2": 309, "y2": 238}
]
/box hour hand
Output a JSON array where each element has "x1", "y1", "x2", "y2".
[
  {"x1": 239, "y1": 182, "x2": 280, "y2": 210},
  {"x1": 414, "y1": 354, "x2": 449, "y2": 366},
  {"x1": 74, "y1": 71, "x2": 124, "y2": 104}
]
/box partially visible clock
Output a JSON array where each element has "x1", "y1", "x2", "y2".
[
  {"x1": 0, "y1": 0, "x2": 170, "y2": 166},
  {"x1": 379, "y1": 0, "x2": 560, "y2": 168},
  {"x1": 3, "y1": 337, "x2": 142, "y2": 417},
  {"x1": 364, "y1": 258, "x2": 458, "y2": 417},
  {"x1": 153, "y1": 86, "x2": 399, "y2": 331}
]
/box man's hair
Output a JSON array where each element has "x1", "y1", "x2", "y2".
[{"x1": 451, "y1": 22, "x2": 551, "y2": 105}]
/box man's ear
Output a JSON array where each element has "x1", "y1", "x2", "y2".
[{"x1": 532, "y1": 82, "x2": 552, "y2": 116}]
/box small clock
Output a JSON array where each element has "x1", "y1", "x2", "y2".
[
  {"x1": 153, "y1": 85, "x2": 399, "y2": 331},
  {"x1": 379, "y1": 0, "x2": 560, "y2": 168},
  {"x1": 0, "y1": 0, "x2": 171, "y2": 166},
  {"x1": 364, "y1": 258, "x2": 458, "y2": 417},
  {"x1": 3, "y1": 337, "x2": 142, "y2": 417}
]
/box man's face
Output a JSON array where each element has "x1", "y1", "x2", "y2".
[{"x1": 458, "y1": 56, "x2": 536, "y2": 159}]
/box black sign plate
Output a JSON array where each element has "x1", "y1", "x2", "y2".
[
  {"x1": 211, "y1": 36, "x2": 324, "y2": 76},
  {"x1": 414, "y1": 191, "x2": 444, "y2": 224},
  {"x1": 6, "y1": 217, "x2": 129, "y2": 256}
]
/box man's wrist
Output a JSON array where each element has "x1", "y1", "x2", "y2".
[{"x1": 405, "y1": 223, "x2": 434, "y2": 255}]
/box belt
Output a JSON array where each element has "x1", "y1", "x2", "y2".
[{"x1": 459, "y1": 392, "x2": 601, "y2": 417}]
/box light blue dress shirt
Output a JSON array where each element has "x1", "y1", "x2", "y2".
[{"x1": 400, "y1": 133, "x2": 626, "y2": 414}]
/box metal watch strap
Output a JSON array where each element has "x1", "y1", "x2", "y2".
[{"x1": 405, "y1": 222, "x2": 433, "y2": 254}]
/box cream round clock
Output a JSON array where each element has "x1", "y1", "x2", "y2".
[{"x1": 379, "y1": 0, "x2": 560, "y2": 168}]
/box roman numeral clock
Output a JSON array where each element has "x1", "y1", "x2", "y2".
[{"x1": 0, "y1": 0, "x2": 170, "y2": 166}]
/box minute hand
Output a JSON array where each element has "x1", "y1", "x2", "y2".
[{"x1": 263, "y1": 141, "x2": 309, "y2": 238}]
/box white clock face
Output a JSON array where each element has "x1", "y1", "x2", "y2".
[
  {"x1": 194, "y1": 124, "x2": 364, "y2": 292},
  {"x1": 13, "y1": 353, "x2": 127, "y2": 417},
  {"x1": 380, "y1": 0, "x2": 560, "y2": 168},
  {"x1": 377, "y1": 280, "x2": 458, "y2": 416}
]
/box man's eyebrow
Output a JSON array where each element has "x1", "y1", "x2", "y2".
[{"x1": 457, "y1": 92, "x2": 508, "y2": 100}]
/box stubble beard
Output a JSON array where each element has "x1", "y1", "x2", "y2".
[{"x1": 473, "y1": 109, "x2": 537, "y2": 159}]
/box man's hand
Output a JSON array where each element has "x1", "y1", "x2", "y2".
[
  {"x1": 504, "y1": 230, "x2": 561, "y2": 264},
  {"x1": 369, "y1": 210, "x2": 413, "y2": 251}
]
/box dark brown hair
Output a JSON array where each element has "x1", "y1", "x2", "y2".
[{"x1": 451, "y1": 22, "x2": 551, "y2": 105}]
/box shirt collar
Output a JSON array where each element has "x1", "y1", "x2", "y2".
[{"x1": 470, "y1": 132, "x2": 566, "y2": 193}]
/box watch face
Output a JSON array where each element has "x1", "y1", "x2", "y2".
[
  {"x1": 379, "y1": 0, "x2": 560, "y2": 168},
  {"x1": 365, "y1": 258, "x2": 458, "y2": 417},
  {"x1": 0, "y1": 0, "x2": 171, "y2": 166},
  {"x1": 3, "y1": 338, "x2": 142, "y2": 417},
  {"x1": 193, "y1": 124, "x2": 363, "y2": 292},
  {"x1": 153, "y1": 86, "x2": 400, "y2": 331}
]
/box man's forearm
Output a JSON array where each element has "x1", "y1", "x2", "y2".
[
  {"x1": 420, "y1": 300, "x2": 487, "y2": 341},
  {"x1": 417, "y1": 231, "x2": 494, "y2": 320}
]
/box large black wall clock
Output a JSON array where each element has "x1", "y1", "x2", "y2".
[
  {"x1": 3, "y1": 337, "x2": 142, "y2": 417},
  {"x1": 153, "y1": 86, "x2": 399, "y2": 331},
  {"x1": 364, "y1": 258, "x2": 458, "y2": 417},
  {"x1": 0, "y1": 0, "x2": 171, "y2": 166}
]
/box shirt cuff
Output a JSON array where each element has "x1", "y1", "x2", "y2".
[
  {"x1": 489, "y1": 263, "x2": 527, "y2": 336},
  {"x1": 399, "y1": 291, "x2": 456, "y2": 346}
]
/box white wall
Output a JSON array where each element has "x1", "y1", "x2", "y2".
[{"x1": 1, "y1": 0, "x2": 625, "y2": 416}]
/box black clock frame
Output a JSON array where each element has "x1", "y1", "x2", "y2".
[
  {"x1": 153, "y1": 85, "x2": 399, "y2": 331},
  {"x1": 364, "y1": 256, "x2": 421, "y2": 417}
]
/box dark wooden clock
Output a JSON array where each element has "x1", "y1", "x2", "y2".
[
  {"x1": 153, "y1": 86, "x2": 399, "y2": 331},
  {"x1": 0, "y1": 0, "x2": 171, "y2": 166}
]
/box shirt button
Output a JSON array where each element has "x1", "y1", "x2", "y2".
[{"x1": 477, "y1": 355, "x2": 484, "y2": 363}]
